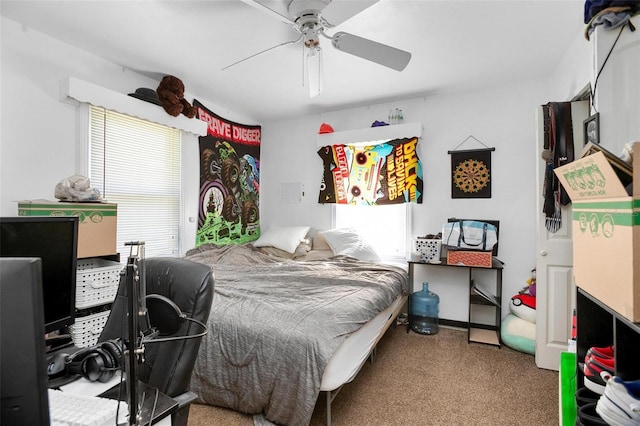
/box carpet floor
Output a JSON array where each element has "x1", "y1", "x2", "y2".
[{"x1": 187, "y1": 326, "x2": 559, "y2": 426}]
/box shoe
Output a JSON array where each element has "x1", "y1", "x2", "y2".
[
  {"x1": 596, "y1": 376, "x2": 640, "y2": 426},
  {"x1": 587, "y1": 345, "x2": 615, "y2": 360},
  {"x1": 583, "y1": 358, "x2": 614, "y2": 395},
  {"x1": 576, "y1": 386, "x2": 601, "y2": 408},
  {"x1": 586, "y1": 352, "x2": 615, "y2": 368},
  {"x1": 578, "y1": 402, "x2": 609, "y2": 425}
]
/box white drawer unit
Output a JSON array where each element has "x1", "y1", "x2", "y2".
[
  {"x1": 76, "y1": 258, "x2": 122, "y2": 309},
  {"x1": 70, "y1": 309, "x2": 111, "y2": 348}
]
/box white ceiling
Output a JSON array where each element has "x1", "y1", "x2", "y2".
[{"x1": 1, "y1": 0, "x2": 586, "y2": 122}]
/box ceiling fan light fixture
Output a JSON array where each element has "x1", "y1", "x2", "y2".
[
  {"x1": 235, "y1": 0, "x2": 411, "y2": 93},
  {"x1": 301, "y1": 19, "x2": 321, "y2": 47}
]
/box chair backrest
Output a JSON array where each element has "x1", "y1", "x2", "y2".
[{"x1": 99, "y1": 257, "x2": 214, "y2": 397}]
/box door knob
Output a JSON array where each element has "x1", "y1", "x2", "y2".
[{"x1": 540, "y1": 250, "x2": 548, "y2": 256}]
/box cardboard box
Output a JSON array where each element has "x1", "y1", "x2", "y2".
[
  {"x1": 554, "y1": 142, "x2": 639, "y2": 322},
  {"x1": 18, "y1": 200, "x2": 117, "y2": 259},
  {"x1": 446, "y1": 250, "x2": 493, "y2": 268}
]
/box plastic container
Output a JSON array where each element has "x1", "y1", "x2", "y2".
[
  {"x1": 410, "y1": 282, "x2": 439, "y2": 335},
  {"x1": 76, "y1": 258, "x2": 122, "y2": 309},
  {"x1": 70, "y1": 309, "x2": 110, "y2": 348},
  {"x1": 415, "y1": 238, "x2": 441, "y2": 262}
]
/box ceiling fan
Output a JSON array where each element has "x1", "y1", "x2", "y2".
[{"x1": 227, "y1": 0, "x2": 412, "y2": 97}]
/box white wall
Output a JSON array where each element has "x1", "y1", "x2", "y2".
[
  {"x1": 256, "y1": 24, "x2": 596, "y2": 322},
  {"x1": 2, "y1": 14, "x2": 597, "y2": 322},
  {"x1": 260, "y1": 79, "x2": 559, "y2": 321},
  {"x1": 544, "y1": 15, "x2": 640, "y2": 157},
  {"x1": 0, "y1": 16, "x2": 256, "y2": 255},
  {"x1": 593, "y1": 15, "x2": 640, "y2": 155},
  {"x1": 547, "y1": 27, "x2": 592, "y2": 103}
]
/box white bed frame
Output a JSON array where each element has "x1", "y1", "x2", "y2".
[{"x1": 319, "y1": 293, "x2": 407, "y2": 426}]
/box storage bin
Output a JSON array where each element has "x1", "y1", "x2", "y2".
[
  {"x1": 76, "y1": 258, "x2": 122, "y2": 309},
  {"x1": 415, "y1": 238, "x2": 441, "y2": 262},
  {"x1": 18, "y1": 201, "x2": 117, "y2": 258},
  {"x1": 70, "y1": 309, "x2": 110, "y2": 348},
  {"x1": 447, "y1": 250, "x2": 493, "y2": 268}
]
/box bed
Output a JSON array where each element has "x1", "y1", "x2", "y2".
[{"x1": 184, "y1": 227, "x2": 408, "y2": 426}]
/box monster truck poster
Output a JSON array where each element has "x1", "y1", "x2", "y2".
[
  {"x1": 194, "y1": 100, "x2": 260, "y2": 246},
  {"x1": 318, "y1": 137, "x2": 422, "y2": 205}
]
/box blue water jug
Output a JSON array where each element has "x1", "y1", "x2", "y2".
[{"x1": 410, "y1": 282, "x2": 439, "y2": 335}]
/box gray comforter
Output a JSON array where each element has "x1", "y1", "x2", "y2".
[{"x1": 185, "y1": 244, "x2": 407, "y2": 426}]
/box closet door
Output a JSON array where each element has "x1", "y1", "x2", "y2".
[{"x1": 535, "y1": 100, "x2": 588, "y2": 371}]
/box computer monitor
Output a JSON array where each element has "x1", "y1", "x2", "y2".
[
  {"x1": 0, "y1": 216, "x2": 79, "y2": 333},
  {"x1": 0, "y1": 258, "x2": 50, "y2": 425}
]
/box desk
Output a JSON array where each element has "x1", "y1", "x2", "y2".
[{"x1": 408, "y1": 256, "x2": 504, "y2": 347}]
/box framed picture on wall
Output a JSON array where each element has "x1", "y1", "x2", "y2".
[
  {"x1": 449, "y1": 148, "x2": 493, "y2": 199},
  {"x1": 583, "y1": 113, "x2": 599, "y2": 145}
]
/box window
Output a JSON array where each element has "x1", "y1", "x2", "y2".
[
  {"x1": 334, "y1": 203, "x2": 409, "y2": 260},
  {"x1": 89, "y1": 106, "x2": 182, "y2": 259}
]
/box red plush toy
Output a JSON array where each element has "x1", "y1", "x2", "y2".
[{"x1": 156, "y1": 75, "x2": 197, "y2": 118}]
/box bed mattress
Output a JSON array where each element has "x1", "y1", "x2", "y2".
[{"x1": 184, "y1": 244, "x2": 407, "y2": 426}]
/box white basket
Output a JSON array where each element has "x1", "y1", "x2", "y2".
[
  {"x1": 70, "y1": 310, "x2": 110, "y2": 348},
  {"x1": 415, "y1": 238, "x2": 441, "y2": 262},
  {"x1": 76, "y1": 258, "x2": 122, "y2": 309}
]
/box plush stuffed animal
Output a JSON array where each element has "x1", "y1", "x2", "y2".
[
  {"x1": 156, "y1": 75, "x2": 197, "y2": 118},
  {"x1": 517, "y1": 268, "x2": 537, "y2": 296},
  {"x1": 510, "y1": 268, "x2": 537, "y2": 324},
  {"x1": 501, "y1": 268, "x2": 538, "y2": 354}
]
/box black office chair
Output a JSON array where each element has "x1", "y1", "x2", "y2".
[{"x1": 99, "y1": 257, "x2": 214, "y2": 426}]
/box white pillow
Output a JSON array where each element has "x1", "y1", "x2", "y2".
[
  {"x1": 312, "y1": 232, "x2": 332, "y2": 251},
  {"x1": 253, "y1": 225, "x2": 311, "y2": 254},
  {"x1": 318, "y1": 229, "x2": 381, "y2": 263}
]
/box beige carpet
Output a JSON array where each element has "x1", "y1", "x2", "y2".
[{"x1": 187, "y1": 326, "x2": 559, "y2": 426}]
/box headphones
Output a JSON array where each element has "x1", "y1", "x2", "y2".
[
  {"x1": 144, "y1": 294, "x2": 208, "y2": 340},
  {"x1": 65, "y1": 339, "x2": 124, "y2": 383},
  {"x1": 61, "y1": 294, "x2": 207, "y2": 383}
]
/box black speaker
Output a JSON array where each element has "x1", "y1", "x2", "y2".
[{"x1": 65, "y1": 339, "x2": 124, "y2": 383}]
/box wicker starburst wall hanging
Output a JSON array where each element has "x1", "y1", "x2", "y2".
[{"x1": 448, "y1": 136, "x2": 494, "y2": 199}]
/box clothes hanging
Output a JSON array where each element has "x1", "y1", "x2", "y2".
[{"x1": 542, "y1": 102, "x2": 574, "y2": 233}]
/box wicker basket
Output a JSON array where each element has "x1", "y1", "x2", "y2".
[
  {"x1": 415, "y1": 238, "x2": 442, "y2": 262},
  {"x1": 76, "y1": 258, "x2": 122, "y2": 309},
  {"x1": 70, "y1": 309, "x2": 110, "y2": 348}
]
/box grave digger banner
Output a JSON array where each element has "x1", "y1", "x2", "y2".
[
  {"x1": 194, "y1": 100, "x2": 260, "y2": 246},
  {"x1": 318, "y1": 137, "x2": 422, "y2": 205}
]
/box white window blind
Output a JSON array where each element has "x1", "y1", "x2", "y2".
[
  {"x1": 89, "y1": 106, "x2": 181, "y2": 259},
  {"x1": 334, "y1": 203, "x2": 409, "y2": 260}
]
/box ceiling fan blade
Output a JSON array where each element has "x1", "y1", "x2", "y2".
[
  {"x1": 331, "y1": 32, "x2": 411, "y2": 71},
  {"x1": 321, "y1": 0, "x2": 379, "y2": 27},
  {"x1": 221, "y1": 35, "x2": 303, "y2": 71},
  {"x1": 238, "y1": 0, "x2": 295, "y2": 25}
]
